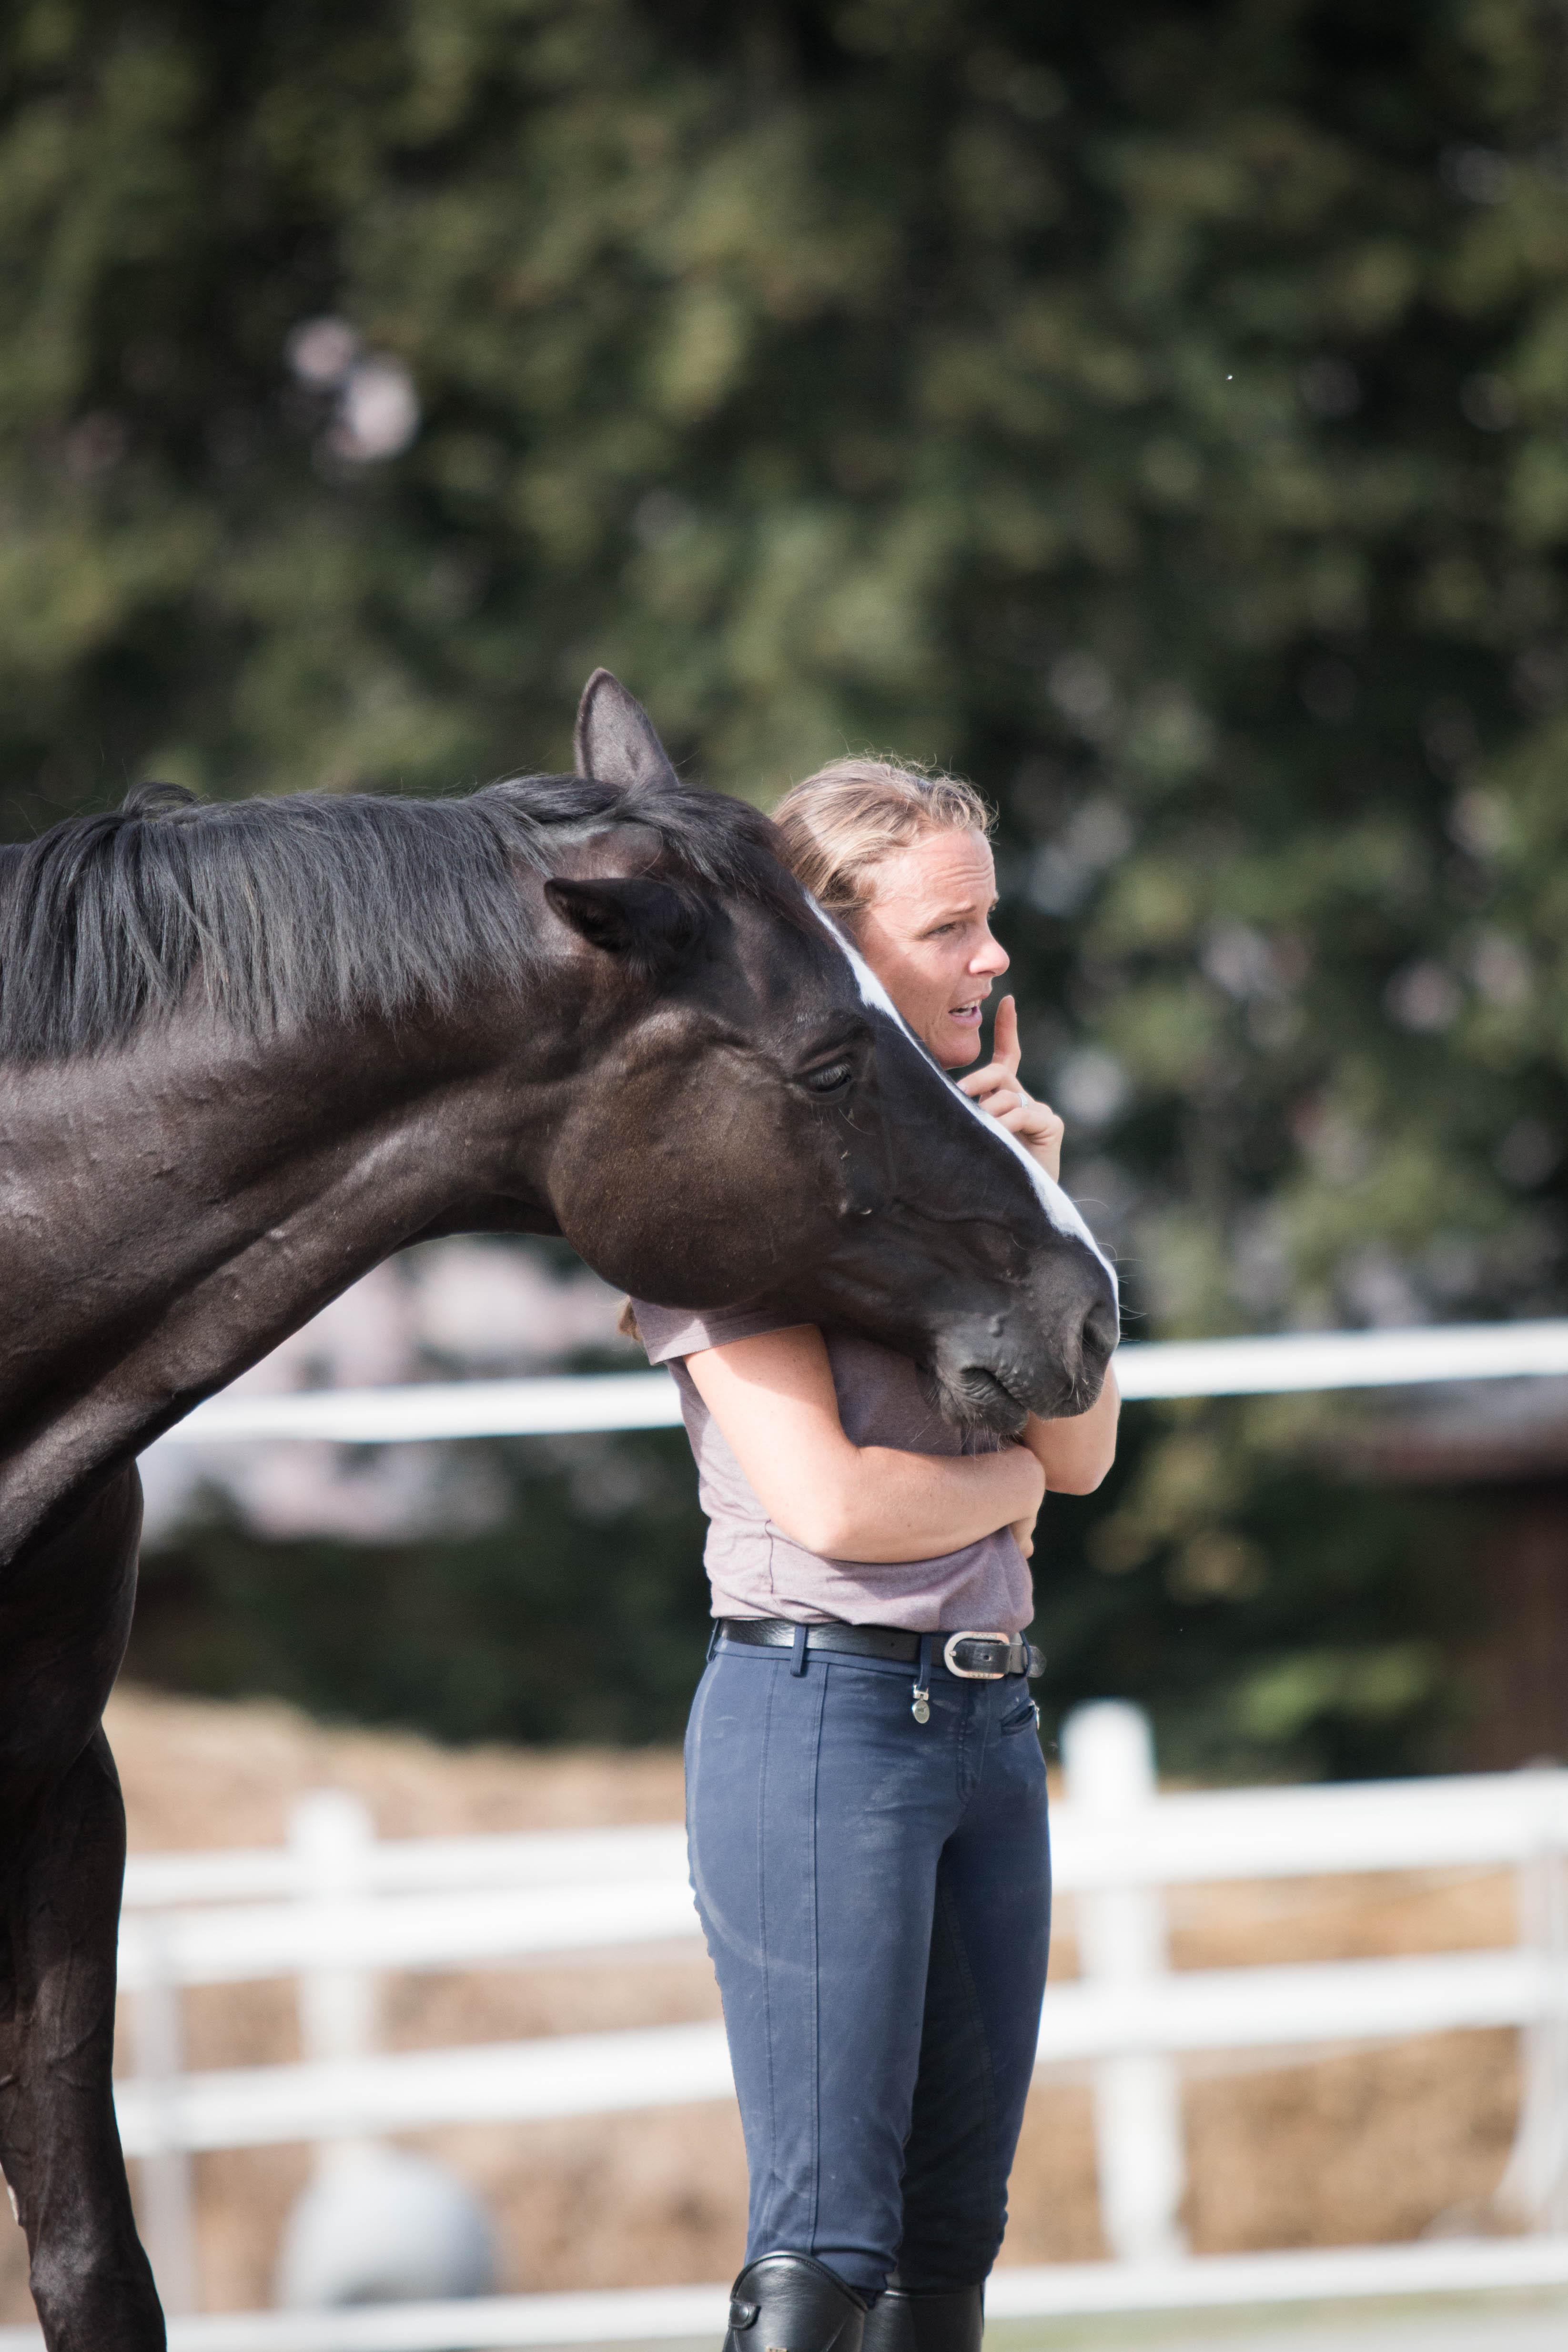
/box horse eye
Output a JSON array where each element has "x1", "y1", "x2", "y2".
[{"x1": 804, "y1": 1061, "x2": 854, "y2": 1095}]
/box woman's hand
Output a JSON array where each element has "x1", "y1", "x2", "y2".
[
  {"x1": 957, "y1": 996, "x2": 1065, "y2": 1181},
  {"x1": 1006, "y1": 1438, "x2": 1043, "y2": 1557}
]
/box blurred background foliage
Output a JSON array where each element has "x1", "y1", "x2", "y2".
[
  {"x1": 10, "y1": 0, "x2": 1568, "y2": 1774},
  {"x1": 130, "y1": 1429, "x2": 721, "y2": 1749}
]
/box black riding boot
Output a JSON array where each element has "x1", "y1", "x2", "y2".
[
  {"x1": 724, "y1": 2252, "x2": 870, "y2": 2352},
  {"x1": 860, "y1": 2283, "x2": 984, "y2": 2352}
]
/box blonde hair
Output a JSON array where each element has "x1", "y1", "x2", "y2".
[{"x1": 771, "y1": 756, "x2": 992, "y2": 922}]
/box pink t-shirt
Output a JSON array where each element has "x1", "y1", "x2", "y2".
[{"x1": 631, "y1": 1301, "x2": 1034, "y2": 1636}]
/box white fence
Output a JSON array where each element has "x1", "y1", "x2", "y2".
[
  {"x1": 0, "y1": 1706, "x2": 1557, "y2": 2348},
  {"x1": 4, "y1": 1320, "x2": 1564, "y2": 2344}
]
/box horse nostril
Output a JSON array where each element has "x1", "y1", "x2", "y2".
[{"x1": 1080, "y1": 1297, "x2": 1118, "y2": 1369}]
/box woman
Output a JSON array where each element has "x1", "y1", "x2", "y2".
[{"x1": 629, "y1": 759, "x2": 1119, "y2": 2352}]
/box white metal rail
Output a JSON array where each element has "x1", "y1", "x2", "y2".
[
  {"x1": 108, "y1": 1946, "x2": 1567, "y2": 2156},
  {"x1": 3, "y1": 2241, "x2": 1568, "y2": 2351},
  {"x1": 7, "y1": 2241, "x2": 1568, "y2": 2351},
  {"x1": 149, "y1": 1316, "x2": 1568, "y2": 1445}
]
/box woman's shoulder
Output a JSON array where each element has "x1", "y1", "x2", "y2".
[{"x1": 628, "y1": 1299, "x2": 814, "y2": 1367}]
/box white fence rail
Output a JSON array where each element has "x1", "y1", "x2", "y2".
[
  {"x1": 11, "y1": 2244, "x2": 1568, "y2": 2352},
  {"x1": 150, "y1": 1315, "x2": 1568, "y2": 1446},
  {"x1": 58, "y1": 1706, "x2": 1563, "y2": 2348},
  {"x1": 13, "y1": 2242, "x2": 1568, "y2": 2352}
]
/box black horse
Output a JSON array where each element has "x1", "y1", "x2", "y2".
[{"x1": 0, "y1": 673, "x2": 1115, "y2": 2349}]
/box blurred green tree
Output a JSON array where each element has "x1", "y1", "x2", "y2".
[{"x1": 10, "y1": 0, "x2": 1568, "y2": 1771}]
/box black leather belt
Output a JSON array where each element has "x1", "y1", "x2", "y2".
[{"x1": 719, "y1": 1617, "x2": 1044, "y2": 1680}]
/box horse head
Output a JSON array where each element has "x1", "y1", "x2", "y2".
[{"x1": 529, "y1": 673, "x2": 1117, "y2": 1430}]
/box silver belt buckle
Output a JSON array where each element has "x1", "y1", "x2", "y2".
[{"x1": 943, "y1": 1629, "x2": 1012, "y2": 1679}]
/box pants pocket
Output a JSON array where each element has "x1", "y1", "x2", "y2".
[{"x1": 1000, "y1": 1695, "x2": 1041, "y2": 1736}]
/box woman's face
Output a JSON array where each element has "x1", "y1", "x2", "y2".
[{"x1": 852, "y1": 827, "x2": 1010, "y2": 1069}]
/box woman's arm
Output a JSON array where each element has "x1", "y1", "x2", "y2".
[
  {"x1": 685, "y1": 1324, "x2": 1044, "y2": 1564},
  {"x1": 1022, "y1": 1370, "x2": 1120, "y2": 1494}
]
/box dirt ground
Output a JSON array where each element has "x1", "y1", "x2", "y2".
[{"x1": 0, "y1": 1686, "x2": 1528, "y2": 2322}]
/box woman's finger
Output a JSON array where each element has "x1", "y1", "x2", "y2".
[
  {"x1": 975, "y1": 1087, "x2": 1026, "y2": 1122},
  {"x1": 961, "y1": 1059, "x2": 1028, "y2": 1110},
  {"x1": 993, "y1": 993, "x2": 1022, "y2": 1079}
]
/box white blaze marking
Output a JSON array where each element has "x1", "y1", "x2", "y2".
[{"x1": 809, "y1": 902, "x2": 1119, "y2": 1301}]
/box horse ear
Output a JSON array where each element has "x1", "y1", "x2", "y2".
[
  {"x1": 573, "y1": 668, "x2": 680, "y2": 793},
  {"x1": 544, "y1": 876, "x2": 703, "y2": 970}
]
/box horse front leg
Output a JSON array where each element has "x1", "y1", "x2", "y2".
[
  {"x1": 0, "y1": 1725, "x2": 164, "y2": 2351},
  {"x1": 0, "y1": 1727, "x2": 165, "y2": 2348},
  {"x1": 0, "y1": 1456, "x2": 164, "y2": 2352}
]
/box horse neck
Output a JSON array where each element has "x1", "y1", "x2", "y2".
[{"x1": 0, "y1": 1002, "x2": 557, "y2": 1561}]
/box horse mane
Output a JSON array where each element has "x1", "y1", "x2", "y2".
[{"x1": 0, "y1": 775, "x2": 806, "y2": 1064}]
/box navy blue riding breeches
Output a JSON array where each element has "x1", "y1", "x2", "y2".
[{"x1": 684, "y1": 1633, "x2": 1052, "y2": 2297}]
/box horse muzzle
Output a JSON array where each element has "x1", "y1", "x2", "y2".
[{"x1": 930, "y1": 1258, "x2": 1119, "y2": 1433}]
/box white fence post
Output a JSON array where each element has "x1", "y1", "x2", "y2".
[
  {"x1": 129, "y1": 1916, "x2": 199, "y2": 2313},
  {"x1": 1496, "y1": 1768, "x2": 1568, "y2": 2231},
  {"x1": 289, "y1": 1790, "x2": 380, "y2": 2173},
  {"x1": 1062, "y1": 1702, "x2": 1187, "y2": 2265},
  {"x1": 278, "y1": 1791, "x2": 499, "y2": 2309}
]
